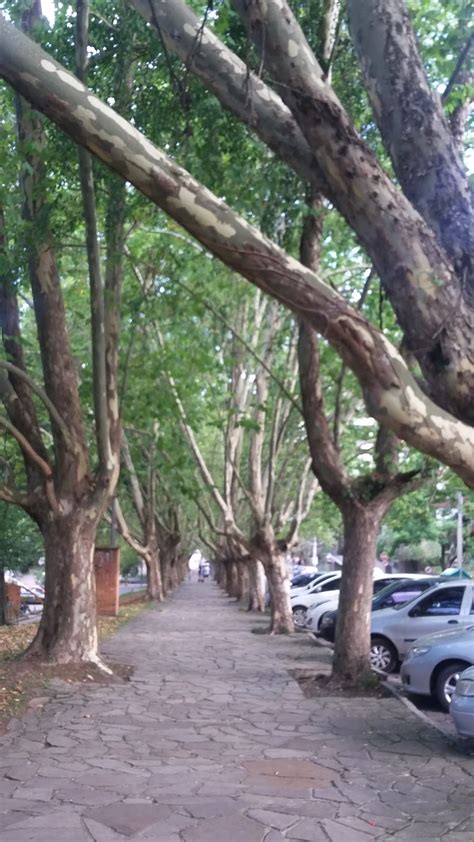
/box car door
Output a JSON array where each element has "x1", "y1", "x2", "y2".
[{"x1": 401, "y1": 586, "x2": 468, "y2": 652}]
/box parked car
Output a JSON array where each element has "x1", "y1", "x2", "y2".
[
  {"x1": 291, "y1": 569, "x2": 385, "y2": 627},
  {"x1": 291, "y1": 570, "x2": 323, "y2": 589},
  {"x1": 369, "y1": 580, "x2": 474, "y2": 673},
  {"x1": 451, "y1": 665, "x2": 474, "y2": 737},
  {"x1": 315, "y1": 576, "x2": 442, "y2": 641},
  {"x1": 290, "y1": 571, "x2": 339, "y2": 597},
  {"x1": 19, "y1": 585, "x2": 45, "y2": 615},
  {"x1": 401, "y1": 625, "x2": 474, "y2": 710}
]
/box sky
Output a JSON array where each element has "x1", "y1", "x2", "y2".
[{"x1": 42, "y1": 0, "x2": 55, "y2": 24}]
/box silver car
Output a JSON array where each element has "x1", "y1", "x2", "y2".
[
  {"x1": 370, "y1": 580, "x2": 474, "y2": 674},
  {"x1": 451, "y1": 665, "x2": 474, "y2": 737},
  {"x1": 400, "y1": 626, "x2": 474, "y2": 710}
]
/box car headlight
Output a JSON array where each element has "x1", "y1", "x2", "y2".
[
  {"x1": 320, "y1": 616, "x2": 333, "y2": 628},
  {"x1": 410, "y1": 646, "x2": 431, "y2": 657},
  {"x1": 454, "y1": 679, "x2": 474, "y2": 697}
]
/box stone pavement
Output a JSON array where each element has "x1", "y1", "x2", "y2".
[{"x1": 0, "y1": 583, "x2": 474, "y2": 841}]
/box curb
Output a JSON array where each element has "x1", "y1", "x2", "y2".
[{"x1": 384, "y1": 680, "x2": 456, "y2": 740}]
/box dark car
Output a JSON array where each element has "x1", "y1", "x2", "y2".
[{"x1": 318, "y1": 576, "x2": 442, "y2": 644}]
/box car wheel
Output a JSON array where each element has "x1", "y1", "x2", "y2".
[
  {"x1": 292, "y1": 606, "x2": 308, "y2": 627},
  {"x1": 434, "y1": 662, "x2": 469, "y2": 711},
  {"x1": 317, "y1": 612, "x2": 331, "y2": 631},
  {"x1": 370, "y1": 637, "x2": 398, "y2": 673}
]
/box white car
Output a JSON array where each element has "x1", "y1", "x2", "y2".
[
  {"x1": 290, "y1": 571, "x2": 339, "y2": 598},
  {"x1": 291, "y1": 568, "x2": 387, "y2": 627},
  {"x1": 305, "y1": 574, "x2": 436, "y2": 633},
  {"x1": 291, "y1": 570, "x2": 377, "y2": 627},
  {"x1": 370, "y1": 580, "x2": 474, "y2": 672}
]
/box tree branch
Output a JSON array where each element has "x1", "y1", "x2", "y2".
[
  {"x1": 114, "y1": 497, "x2": 149, "y2": 557},
  {"x1": 0, "y1": 415, "x2": 52, "y2": 478},
  {"x1": 76, "y1": 0, "x2": 112, "y2": 476},
  {"x1": 345, "y1": 0, "x2": 472, "y2": 277},
  {"x1": 2, "y1": 20, "x2": 474, "y2": 483},
  {"x1": 442, "y1": 33, "x2": 474, "y2": 102},
  {"x1": 0, "y1": 482, "x2": 36, "y2": 509},
  {"x1": 0, "y1": 360, "x2": 72, "y2": 448}
]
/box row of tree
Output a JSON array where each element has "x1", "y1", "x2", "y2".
[{"x1": 0, "y1": 0, "x2": 471, "y2": 683}]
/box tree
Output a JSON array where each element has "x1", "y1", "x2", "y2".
[
  {"x1": 0, "y1": 10, "x2": 473, "y2": 484},
  {"x1": 0, "y1": 1, "x2": 125, "y2": 663},
  {"x1": 148, "y1": 285, "x2": 317, "y2": 632},
  {"x1": 0, "y1": 2, "x2": 472, "y2": 673}
]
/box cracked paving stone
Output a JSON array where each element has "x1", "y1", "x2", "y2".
[
  {"x1": 322, "y1": 819, "x2": 378, "y2": 841},
  {"x1": 0, "y1": 583, "x2": 472, "y2": 840},
  {"x1": 82, "y1": 818, "x2": 126, "y2": 842},
  {"x1": 181, "y1": 812, "x2": 266, "y2": 841},
  {"x1": 247, "y1": 808, "x2": 298, "y2": 830},
  {"x1": 84, "y1": 802, "x2": 172, "y2": 835}
]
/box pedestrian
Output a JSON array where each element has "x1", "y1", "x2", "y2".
[
  {"x1": 198, "y1": 561, "x2": 204, "y2": 583},
  {"x1": 379, "y1": 551, "x2": 392, "y2": 574}
]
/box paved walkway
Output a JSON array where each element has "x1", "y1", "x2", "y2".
[{"x1": 0, "y1": 583, "x2": 474, "y2": 841}]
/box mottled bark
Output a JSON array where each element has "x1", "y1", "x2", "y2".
[
  {"x1": 145, "y1": 548, "x2": 164, "y2": 602},
  {"x1": 299, "y1": 191, "x2": 423, "y2": 684},
  {"x1": 332, "y1": 505, "x2": 383, "y2": 682},
  {"x1": 248, "y1": 558, "x2": 266, "y2": 612},
  {"x1": 1, "y1": 16, "x2": 474, "y2": 481},
  {"x1": 346, "y1": 0, "x2": 473, "y2": 281},
  {"x1": 0, "y1": 3, "x2": 122, "y2": 664},
  {"x1": 76, "y1": 0, "x2": 111, "y2": 475},
  {"x1": 232, "y1": 0, "x2": 474, "y2": 424},
  {"x1": 128, "y1": 0, "x2": 328, "y2": 194},
  {"x1": 29, "y1": 513, "x2": 99, "y2": 663},
  {"x1": 261, "y1": 551, "x2": 293, "y2": 634}
]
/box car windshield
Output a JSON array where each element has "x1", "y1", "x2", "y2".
[
  {"x1": 372, "y1": 580, "x2": 410, "y2": 603},
  {"x1": 291, "y1": 574, "x2": 314, "y2": 587},
  {"x1": 392, "y1": 582, "x2": 441, "y2": 609},
  {"x1": 371, "y1": 578, "x2": 440, "y2": 610}
]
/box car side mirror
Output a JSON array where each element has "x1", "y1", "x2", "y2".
[{"x1": 314, "y1": 586, "x2": 321, "y2": 592}]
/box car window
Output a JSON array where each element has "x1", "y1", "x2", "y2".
[
  {"x1": 292, "y1": 575, "x2": 312, "y2": 587},
  {"x1": 391, "y1": 587, "x2": 424, "y2": 603},
  {"x1": 321, "y1": 578, "x2": 341, "y2": 592},
  {"x1": 470, "y1": 594, "x2": 474, "y2": 614},
  {"x1": 373, "y1": 580, "x2": 394, "y2": 593},
  {"x1": 410, "y1": 587, "x2": 464, "y2": 617}
]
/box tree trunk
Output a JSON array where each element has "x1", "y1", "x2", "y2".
[
  {"x1": 159, "y1": 553, "x2": 170, "y2": 595},
  {"x1": 226, "y1": 561, "x2": 239, "y2": 598},
  {"x1": 29, "y1": 512, "x2": 100, "y2": 664},
  {"x1": 176, "y1": 556, "x2": 187, "y2": 585},
  {"x1": 145, "y1": 549, "x2": 164, "y2": 602},
  {"x1": 0, "y1": 567, "x2": 5, "y2": 626},
  {"x1": 332, "y1": 502, "x2": 384, "y2": 684},
  {"x1": 168, "y1": 560, "x2": 179, "y2": 590},
  {"x1": 247, "y1": 559, "x2": 266, "y2": 612},
  {"x1": 214, "y1": 559, "x2": 223, "y2": 586},
  {"x1": 262, "y1": 552, "x2": 293, "y2": 634},
  {"x1": 235, "y1": 560, "x2": 248, "y2": 602}
]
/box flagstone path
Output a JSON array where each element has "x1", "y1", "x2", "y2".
[{"x1": 0, "y1": 582, "x2": 473, "y2": 841}]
